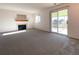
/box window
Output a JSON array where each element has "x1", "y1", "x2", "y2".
[{"x1": 35, "y1": 15, "x2": 41, "y2": 23}]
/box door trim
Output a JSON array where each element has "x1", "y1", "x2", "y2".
[{"x1": 50, "y1": 8, "x2": 69, "y2": 36}]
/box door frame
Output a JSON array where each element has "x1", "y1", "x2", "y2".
[{"x1": 49, "y1": 7, "x2": 69, "y2": 36}]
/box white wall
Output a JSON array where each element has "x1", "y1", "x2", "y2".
[
  {"x1": 0, "y1": 9, "x2": 34, "y2": 33},
  {"x1": 68, "y1": 4, "x2": 79, "y2": 39},
  {"x1": 34, "y1": 4, "x2": 79, "y2": 39},
  {"x1": 34, "y1": 10, "x2": 50, "y2": 31}
]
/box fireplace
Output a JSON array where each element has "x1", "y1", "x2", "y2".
[{"x1": 18, "y1": 24, "x2": 26, "y2": 30}]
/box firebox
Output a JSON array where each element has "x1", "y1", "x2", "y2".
[{"x1": 18, "y1": 24, "x2": 26, "y2": 30}]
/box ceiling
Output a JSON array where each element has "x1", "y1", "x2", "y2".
[{"x1": 0, "y1": 3, "x2": 61, "y2": 13}]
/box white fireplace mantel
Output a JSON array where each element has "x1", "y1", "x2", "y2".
[{"x1": 16, "y1": 21, "x2": 28, "y2": 25}]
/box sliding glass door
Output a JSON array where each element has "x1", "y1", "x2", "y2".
[{"x1": 51, "y1": 9, "x2": 68, "y2": 35}]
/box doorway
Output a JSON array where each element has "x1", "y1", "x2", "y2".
[{"x1": 51, "y1": 9, "x2": 68, "y2": 35}]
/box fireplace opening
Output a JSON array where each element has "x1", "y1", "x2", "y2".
[{"x1": 18, "y1": 24, "x2": 26, "y2": 30}]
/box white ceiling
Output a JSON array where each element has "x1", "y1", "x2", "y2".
[{"x1": 0, "y1": 3, "x2": 61, "y2": 13}]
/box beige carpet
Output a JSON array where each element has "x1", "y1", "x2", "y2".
[{"x1": 0, "y1": 29, "x2": 79, "y2": 55}]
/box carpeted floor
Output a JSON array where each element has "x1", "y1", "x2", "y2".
[{"x1": 0, "y1": 29, "x2": 79, "y2": 55}]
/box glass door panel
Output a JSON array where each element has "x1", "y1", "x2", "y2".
[
  {"x1": 51, "y1": 12, "x2": 58, "y2": 32},
  {"x1": 58, "y1": 9, "x2": 68, "y2": 35}
]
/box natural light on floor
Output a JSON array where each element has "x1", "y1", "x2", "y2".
[{"x1": 2, "y1": 30, "x2": 26, "y2": 36}]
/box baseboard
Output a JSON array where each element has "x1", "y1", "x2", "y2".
[{"x1": 33, "y1": 28, "x2": 50, "y2": 33}]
